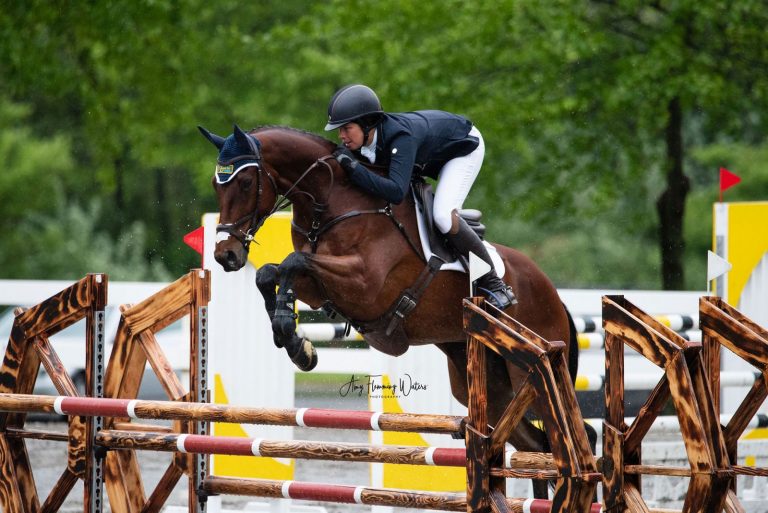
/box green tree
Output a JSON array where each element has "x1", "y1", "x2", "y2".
[
  {"x1": 0, "y1": 1, "x2": 311, "y2": 277},
  {"x1": 2, "y1": 1, "x2": 767, "y2": 289},
  {"x1": 578, "y1": 1, "x2": 768, "y2": 289},
  {"x1": 0, "y1": 99, "x2": 73, "y2": 273},
  {"x1": 14, "y1": 190, "x2": 173, "y2": 280},
  {"x1": 247, "y1": 0, "x2": 768, "y2": 289}
]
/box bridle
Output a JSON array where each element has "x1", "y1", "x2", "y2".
[
  {"x1": 215, "y1": 160, "x2": 275, "y2": 250},
  {"x1": 216, "y1": 153, "x2": 336, "y2": 252},
  {"x1": 217, "y1": 145, "x2": 423, "y2": 259}
]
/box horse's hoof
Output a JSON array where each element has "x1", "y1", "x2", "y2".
[{"x1": 288, "y1": 337, "x2": 318, "y2": 372}]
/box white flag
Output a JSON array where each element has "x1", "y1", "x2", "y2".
[
  {"x1": 707, "y1": 250, "x2": 732, "y2": 282},
  {"x1": 469, "y1": 251, "x2": 492, "y2": 296}
]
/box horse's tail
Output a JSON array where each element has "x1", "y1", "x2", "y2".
[
  {"x1": 564, "y1": 303, "x2": 579, "y2": 381},
  {"x1": 564, "y1": 302, "x2": 598, "y2": 455}
]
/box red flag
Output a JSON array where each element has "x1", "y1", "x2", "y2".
[
  {"x1": 183, "y1": 226, "x2": 204, "y2": 255},
  {"x1": 719, "y1": 168, "x2": 741, "y2": 202},
  {"x1": 720, "y1": 167, "x2": 741, "y2": 192}
]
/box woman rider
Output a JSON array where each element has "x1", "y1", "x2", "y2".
[{"x1": 325, "y1": 84, "x2": 516, "y2": 310}]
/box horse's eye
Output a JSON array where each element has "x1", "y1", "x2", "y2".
[{"x1": 240, "y1": 175, "x2": 253, "y2": 191}]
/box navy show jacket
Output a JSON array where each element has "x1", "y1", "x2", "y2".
[{"x1": 346, "y1": 110, "x2": 480, "y2": 204}]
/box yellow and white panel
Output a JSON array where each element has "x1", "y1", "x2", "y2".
[
  {"x1": 713, "y1": 201, "x2": 768, "y2": 415},
  {"x1": 205, "y1": 211, "x2": 296, "y2": 480}
]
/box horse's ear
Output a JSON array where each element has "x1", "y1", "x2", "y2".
[
  {"x1": 198, "y1": 126, "x2": 226, "y2": 149},
  {"x1": 233, "y1": 124, "x2": 260, "y2": 155}
]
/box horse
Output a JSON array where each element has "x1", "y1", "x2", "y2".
[{"x1": 199, "y1": 124, "x2": 594, "y2": 496}]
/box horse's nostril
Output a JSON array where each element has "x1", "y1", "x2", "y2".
[{"x1": 215, "y1": 246, "x2": 245, "y2": 272}]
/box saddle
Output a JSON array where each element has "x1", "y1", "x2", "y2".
[
  {"x1": 322, "y1": 179, "x2": 491, "y2": 342},
  {"x1": 411, "y1": 179, "x2": 486, "y2": 268}
]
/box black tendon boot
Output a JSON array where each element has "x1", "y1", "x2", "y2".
[{"x1": 445, "y1": 211, "x2": 517, "y2": 309}]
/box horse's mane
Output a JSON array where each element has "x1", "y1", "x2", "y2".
[{"x1": 253, "y1": 125, "x2": 336, "y2": 150}]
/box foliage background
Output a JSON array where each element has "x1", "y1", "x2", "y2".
[{"x1": 1, "y1": 0, "x2": 766, "y2": 289}]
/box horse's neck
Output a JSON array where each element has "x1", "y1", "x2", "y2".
[
  {"x1": 262, "y1": 136, "x2": 335, "y2": 199},
  {"x1": 262, "y1": 132, "x2": 417, "y2": 241},
  {"x1": 290, "y1": 175, "x2": 389, "y2": 228},
  {"x1": 275, "y1": 152, "x2": 388, "y2": 220}
]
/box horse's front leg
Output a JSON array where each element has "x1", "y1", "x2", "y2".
[
  {"x1": 255, "y1": 263, "x2": 282, "y2": 347},
  {"x1": 267, "y1": 252, "x2": 322, "y2": 372},
  {"x1": 255, "y1": 260, "x2": 317, "y2": 370},
  {"x1": 272, "y1": 261, "x2": 301, "y2": 340},
  {"x1": 271, "y1": 250, "x2": 371, "y2": 371}
]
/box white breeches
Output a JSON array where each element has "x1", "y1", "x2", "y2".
[{"x1": 433, "y1": 126, "x2": 485, "y2": 234}]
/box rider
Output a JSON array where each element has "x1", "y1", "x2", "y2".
[{"x1": 325, "y1": 84, "x2": 517, "y2": 309}]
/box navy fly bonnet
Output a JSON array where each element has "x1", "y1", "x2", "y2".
[{"x1": 198, "y1": 124, "x2": 261, "y2": 184}]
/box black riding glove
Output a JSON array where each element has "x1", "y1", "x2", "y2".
[{"x1": 333, "y1": 146, "x2": 362, "y2": 175}]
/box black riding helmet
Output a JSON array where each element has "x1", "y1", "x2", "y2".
[{"x1": 324, "y1": 84, "x2": 383, "y2": 131}]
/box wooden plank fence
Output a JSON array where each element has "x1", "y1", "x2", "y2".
[{"x1": 0, "y1": 273, "x2": 766, "y2": 513}]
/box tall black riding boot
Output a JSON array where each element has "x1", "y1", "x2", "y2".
[{"x1": 445, "y1": 211, "x2": 517, "y2": 309}]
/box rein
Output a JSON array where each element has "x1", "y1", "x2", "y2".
[
  {"x1": 289, "y1": 158, "x2": 424, "y2": 258},
  {"x1": 221, "y1": 153, "x2": 424, "y2": 261}
]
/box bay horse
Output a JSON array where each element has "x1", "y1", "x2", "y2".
[{"x1": 199, "y1": 124, "x2": 593, "y2": 494}]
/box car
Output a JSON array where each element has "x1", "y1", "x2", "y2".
[{"x1": 0, "y1": 305, "x2": 188, "y2": 401}]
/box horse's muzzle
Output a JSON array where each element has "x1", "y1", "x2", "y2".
[{"x1": 214, "y1": 246, "x2": 247, "y2": 272}]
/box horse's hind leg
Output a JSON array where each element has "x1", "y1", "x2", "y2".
[{"x1": 564, "y1": 307, "x2": 599, "y2": 456}]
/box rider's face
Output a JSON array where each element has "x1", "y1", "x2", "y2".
[{"x1": 338, "y1": 123, "x2": 365, "y2": 151}]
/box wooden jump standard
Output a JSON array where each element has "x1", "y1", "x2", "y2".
[
  {"x1": 0, "y1": 273, "x2": 108, "y2": 513},
  {"x1": 462, "y1": 298, "x2": 600, "y2": 513},
  {"x1": 0, "y1": 270, "x2": 211, "y2": 513},
  {"x1": 602, "y1": 295, "x2": 736, "y2": 513},
  {"x1": 700, "y1": 296, "x2": 768, "y2": 512},
  {"x1": 598, "y1": 294, "x2": 768, "y2": 513},
  {"x1": 2, "y1": 273, "x2": 767, "y2": 512},
  {"x1": 0, "y1": 273, "x2": 601, "y2": 513}
]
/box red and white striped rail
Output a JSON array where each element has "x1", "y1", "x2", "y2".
[
  {"x1": 96, "y1": 429, "x2": 468, "y2": 467},
  {"x1": 202, "y1": 476, "x2": 604, "y2": 513},
  {"x1": 0, "y1": 393, "x2": 463, "y2": 434},
  {"x1": 96, "y1": 429, "x2": 580, "y2": 477}
]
